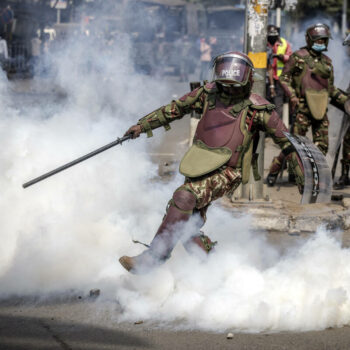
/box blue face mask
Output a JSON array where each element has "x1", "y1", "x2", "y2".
[{"x1": 312, "y1": 43, "x2": 326, "y2": 52}]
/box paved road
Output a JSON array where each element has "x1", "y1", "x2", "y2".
[{"x1": 2, "y1": 297, "x2": 350, "y2": 350}]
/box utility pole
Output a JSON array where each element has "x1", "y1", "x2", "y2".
[
  {"x1": 342, "y1": 0, "x2": 348, "y2": 39},
  {"x1": 275, "y1": 0, "x2": 287, "y2": 28},
  {"x1": 274, "y1": 0, "x2": 289, "y2": 129},
  {"x1": 240, "y1": 0, "x2": 269, "y2": 201}
]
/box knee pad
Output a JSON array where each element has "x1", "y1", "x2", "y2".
[{"x1": 172, "y1": 190, "x2": 196, "y2": 212}]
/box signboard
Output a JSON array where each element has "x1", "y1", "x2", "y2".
[{"x1": 51, "y1": 0, "x2": 68, "y2": 10}]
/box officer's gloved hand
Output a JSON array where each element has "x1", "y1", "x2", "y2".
[
  {"x1": 273, "y1": 54, "x2": 285, "y2": 61},
  {"x1": 124, "y1": 124, "x2": 142, "y2": 139},
  {"x1": 286, "y1": 151, "x2": 304, "y2": 194},
  {"x1": 345, "y1": 99, "x2": 350, "y2": 116}
]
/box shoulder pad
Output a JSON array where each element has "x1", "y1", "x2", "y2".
[
  {"x1": 249, "y1": 93, "x2": 270, "y2": 105},
  {"x1": 294, "y1": 48, "x2": 309, "y2": 58},
  {"x1": 203, "y1": 82, "x2": 217, "y2": 93},
  {"x1": 249, "y1": 93, "x2": 275, "y2": 111},
  {"x1": 178, "y1": 86, "x2": 204, "y2": 101},
  {"x1": 321, "y1": 53, "x2": 332, "y2": 63}
]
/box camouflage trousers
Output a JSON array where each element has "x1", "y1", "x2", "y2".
[
  {"x1": 341, "y1": 83, "x2": 350, "y2": 165},
  {"x1": 176, "y1": 166, "x2": 242, "y2": 217},
  {"x1": 342, "y1": 127, "x2": 350, "y2": 164},
  {"x1": 292, "y1": 111, "x2": 329, "y2": 155}
]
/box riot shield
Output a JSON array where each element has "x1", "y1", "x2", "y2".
[{"x1": 284, "y1": 132, "x2": 332, "y2": 204}]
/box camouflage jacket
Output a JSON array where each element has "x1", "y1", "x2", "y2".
[
  {"x1": 137, "y1": 82, "x2": 293, "y2": 182},
  {"x1": 280, "y1": 47, "x2": 348, "y2": 108},
  {"x1": 138, "y1": 82, "x2": 290, "y2": 152}
]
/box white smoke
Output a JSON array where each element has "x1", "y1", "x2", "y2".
[
  {"x1": 284, "y1": 0, "x2": 298, "y2": 10},
  {"x1": 1, "y1": 3, "x2": 350, "y2": 334},
  {"x1": 114, "y1": 213, "x2": 350, "y2": 332}
]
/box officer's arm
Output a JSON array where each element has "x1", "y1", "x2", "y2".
[
  {"x1": 131, "y1": 87, "x2": 206, "y2": 138},
  {"x1": 279, "y1": 55, "x2": 297, "y2": 99},
  {"x1": 328, "y1": 66, "x2": 350, "y2": 113},
  {"x1": 259, "y1": 110, "x2": 304, "y2": 191},
  {"x1": 260, "y1": 109, "x2": 291, "y2": 150}
]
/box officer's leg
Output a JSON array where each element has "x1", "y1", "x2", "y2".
[
  {"x1": 292, "y1": 112, "x2": 310, "y2": 136},
  {"x1": 119, "y1": 167, "x2": 241, "y2": 273},
  {"x1": 312, "y1": 114, "x2": 329, "y2": 156},
  {"x1": 181, "y1": 206, "x2": 217, "y2": 256},
  {"x1": 182, "y1": 167, "x2": 241, "y2": 254},
  {"x1": 335, "y1": 128, "x2": 350, "y2": 188},
  {"x1": 119, "y1": 188, "x2": 196, "y2": 274},
  {"x1": 267, "y1": 112, "x2": 309, "y2": 186}
]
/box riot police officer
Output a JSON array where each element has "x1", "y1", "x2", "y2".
[
  {"x1": 267, "y1": 23, "x2": 350, "y2": 186},
  {"x1": 119, "y1": 52, "x2": 304, "y2": 274},
  {"x1": 334, "y1": 33, "x2": 350, "y2": 188}
]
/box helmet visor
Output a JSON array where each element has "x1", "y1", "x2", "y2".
[{"x1": 212, "y1": 55, "x2": 252, "y2": 85}]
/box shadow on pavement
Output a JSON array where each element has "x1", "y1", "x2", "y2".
[{"x1": 0, "y1": 313, "x2": 151, "y2": 350}]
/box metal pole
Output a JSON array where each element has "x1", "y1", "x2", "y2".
[
  {"x1": 243, "y1": 0, "x2": 249, "y2": 53},
  {"x1": 275, "y1": 2, "x2": 290, "y2": 129},
  {"x1": 276, "y1": 7, "x2": 281, "y2": 28},
  {"x1": 342, "y1": 0, "x2": 348, "y2": 39},
  {"x1": 22, "y1": 135, "x2": 132, "y2": 189},
  {"x1": 241, "y1": 0, "x2": 269, "y2": 200}
]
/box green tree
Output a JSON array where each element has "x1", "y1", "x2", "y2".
[{"x1": 291, "y1": 0, "x2": 348, "y2": 21}]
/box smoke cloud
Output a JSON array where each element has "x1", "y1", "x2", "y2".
[{"x1": 0, "y1": 3, "x2": 350, "y2": 334}]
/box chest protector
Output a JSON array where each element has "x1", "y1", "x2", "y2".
[
  {"x1": 295, "y1": 49, "x2": 331, "y2": 120},
  {"x1": 179, "y1": 89, "x2": 265, "y2": 183}
]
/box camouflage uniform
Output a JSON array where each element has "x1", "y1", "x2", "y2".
[
  {"x1": 121, "y1": 82, "x2": 301, "y2": 271},
  {"x1": 335, "y1": 83, "x2": 350, "y2": 188},
  {"x1": 267, "y1": 46, "x2": 349, "y2": 185},
  {"x1": 334, "y1": 33, "x2": 350, "y2": 187},
  {"x1": 119, "y1": 52, "x2": 303, "y2": 274},
  {"x1": 279, "y1": 47, "x2": 348, "y2": 154}
]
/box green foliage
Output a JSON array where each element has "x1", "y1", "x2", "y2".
[
  {"x1": 294, "y1": 0, "x2": 349, "y2": 19},
  {"x1": 185, "y1": 0, "x2": 240, "y2": 6},
  {"x1": 184, "y1": 0, "x2": 349, "y2": 24}
]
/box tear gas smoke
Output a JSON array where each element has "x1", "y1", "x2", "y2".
[
  {"x1": 1, "y1": 4, "x2": 350, "y2": 334},
  {"x1": 284, "y1": 0, "x2": 298, "y2": 10}
]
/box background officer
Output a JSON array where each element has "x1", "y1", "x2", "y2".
[{"x1": 267, "y1": 23, "x2": 350, "y2": 186}]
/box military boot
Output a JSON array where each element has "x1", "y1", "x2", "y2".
[
  {"x1": 334, "y1": 160, "x2": 350, "y2": 189},
  {"x1": 183, "y1": 232, "x2": 217, "y2": 256},
  {"x1": 288, "y1": 173, "x2": 296, "y2": 184},
  {"x1": 119, "y1": 190, "x2": 197, "y2": 274},
  {"x1": 266, "y1": 152, "x2": 285, "y2": 187}
]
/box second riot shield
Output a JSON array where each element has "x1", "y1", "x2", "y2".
[{"x1": 284, "y1": 132, "x2": 332, "y2": 204}]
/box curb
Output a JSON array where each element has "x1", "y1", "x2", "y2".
[{"x1": 221, "y1": 197, "x2": 350, "y2": 233}]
